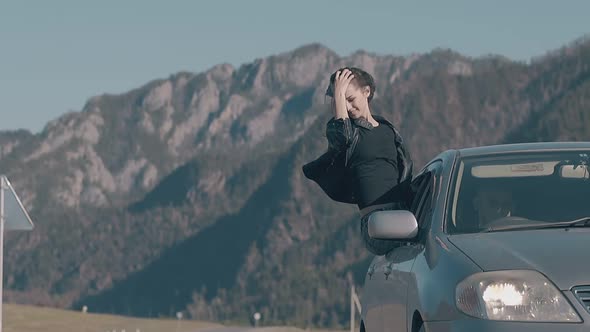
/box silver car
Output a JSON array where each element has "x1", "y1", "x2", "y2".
[{"x1": 360, "y1": 142, "x2": 590, "y2": 332}]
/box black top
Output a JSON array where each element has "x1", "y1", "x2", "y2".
[{"x1": 348, "y1": 123, "x2": 401, "y2": 209}]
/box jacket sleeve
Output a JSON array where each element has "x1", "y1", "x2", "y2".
[
  {"x1": 326, "y1": 117, "x2": 354, "y2": 153},
  {"x1": 301, "y1": 149, "x2": 356, "y2": 204},
  {"x1": 299, "y1": 117, "x2": 357, "y2": 205}
]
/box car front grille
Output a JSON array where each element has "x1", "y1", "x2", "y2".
[{"x1": 572, "y1": 286, "x2": 590, "y2": 313}]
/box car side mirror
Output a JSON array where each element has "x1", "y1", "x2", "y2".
[{"x1": 368, "y1": 210, "x2": 419, "y2": 240}]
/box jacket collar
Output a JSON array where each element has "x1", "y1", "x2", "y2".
[{"x1": 352, "y1": 114, "x2": 390, "y2": 130}]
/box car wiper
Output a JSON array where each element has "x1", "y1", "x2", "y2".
[{"x1": 484, "y1": 217, "x2": 590, "y2": 232}]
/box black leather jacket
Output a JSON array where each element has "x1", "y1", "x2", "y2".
[{"x1": 302, "y1": 115, "x2": 413, "y2": 204}]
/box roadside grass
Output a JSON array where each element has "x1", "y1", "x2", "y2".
[
  {"x1": 3, "y1": 303, "x2": 220, "y2": 332},
  {"x1": 2, "y1": 304, "x2": 349, "y2": 332}
]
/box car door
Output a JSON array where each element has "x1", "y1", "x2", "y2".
[
  {"x1": 362, "y1": 170, "x2": 433, "y2": 332},
  {"x1": 362, "y1": 254, "x2": 389, "y2": 332},
  {"x1": 380, "y1": 161, "x2": 443, "y2": 331}
]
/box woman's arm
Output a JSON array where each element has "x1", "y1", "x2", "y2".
[
  {"x1": 332, "y1": 69, "x2": 354, "y2": 119},
  {"x1": 324, "y1": 69, "x2": 356, "y2": 152},
  {"x1": 326, "y1": 117, "x2": 353, "y2": 153}
]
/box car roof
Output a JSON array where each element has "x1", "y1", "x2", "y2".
[{"x1": 455, "y1": 142, "x2": 590, "y2": 158}]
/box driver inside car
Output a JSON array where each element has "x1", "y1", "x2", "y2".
[{"x1": 472, "y1": 186, "x2": 514, "y2": 229}]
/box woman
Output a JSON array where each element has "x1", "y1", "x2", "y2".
[{"x1": 302, "y1": 67, "x2": 413, "y2": 255}]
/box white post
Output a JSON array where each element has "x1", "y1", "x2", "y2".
[
  {"x1": 350, "y1": 285, "x2": 355, "y2": 332},
  {"x1": 175, "y1": 312, "x2": 183, "y2": 332},
  {"x1": 350, "y1": 284, "x2": 362, "y2": 332},
  {"x1": 352, "y1": 287, "x2": 361, "y2": 314},
  {"x1": 253, "y1": 312, "x2": 261, "y2": 328},
  {"x1": 0, "y1": 176, "x2": 5, "y2": 332}
]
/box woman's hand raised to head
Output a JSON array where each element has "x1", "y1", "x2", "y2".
[
  {"x1": 333, "y1": 69, "x2": 355, "y2": 98},
  {"x1": 332, "y1": 69, "x2": 354, "y2": 119}
]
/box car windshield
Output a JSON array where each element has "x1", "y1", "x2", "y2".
[{"x1": 447, "y1": 150, "x2": 590, "y2": 234}]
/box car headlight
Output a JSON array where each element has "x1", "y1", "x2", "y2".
[{"x1": 456, "y1": 270, "x2": 581, "y2": 322}]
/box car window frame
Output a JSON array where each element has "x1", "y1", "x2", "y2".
[{"x1": 410, "y1": 160, "x2": 443, "y2": 241}]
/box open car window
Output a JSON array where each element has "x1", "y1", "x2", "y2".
[
  {"x1": 410, "y1": 161, "x2": 443, "y2": 235},
  {"x1": 410, "y1": 172, "x2": 432, "y2": 216}
]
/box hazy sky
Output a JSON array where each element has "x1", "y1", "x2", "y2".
[{"x1": 1, "y1": 0, "x2": 589, "y2": 132}]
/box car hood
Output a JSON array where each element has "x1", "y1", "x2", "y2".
[{"x1": 448, "y1": 228, "x2": 590, "y2": 290}]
